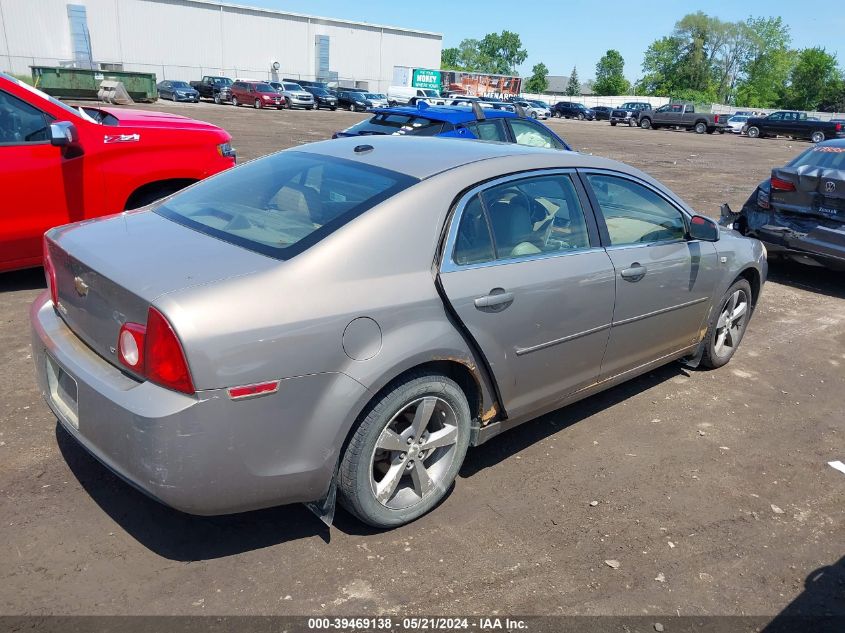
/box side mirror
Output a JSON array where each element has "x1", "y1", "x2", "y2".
[
  {"x1": 688, "y1": 214, "x2": 720, "y2": 242},
  {"x1": 50, "y1": 121, "x2": 79, "y2": 147}
]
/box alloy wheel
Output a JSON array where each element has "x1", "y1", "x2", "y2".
[
  {"x1": 370, "y1": 396, "x2": 460, "y2": 510},
  {"x1": 714, "y1": 289, "x2": 748, "y2": 359}
]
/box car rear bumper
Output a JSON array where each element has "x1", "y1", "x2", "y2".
[
  {"x1": 723, "y1": 205, "x2": 845, "y2": 270},
  {"x1": 31, "y1": 292, "x2": 369, "y2": 515}
]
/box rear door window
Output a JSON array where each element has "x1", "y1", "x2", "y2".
[
  {"x1": 156, "y1": 151, "x2": 418, "y2": 260},
  {"x1": 508, "y1": 120, "x2": 564, "y2": 150}
]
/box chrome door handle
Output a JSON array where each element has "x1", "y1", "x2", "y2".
[
  {"x1": 474, "y1": 289, "x2": 514, "y2": 310},
  {"x1": 620, "y1": 263, "x2": 647, "y2": 282}
]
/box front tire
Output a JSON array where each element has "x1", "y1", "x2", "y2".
[
  {"x1": 700, "y1": 279, "x2": 753, "y2": 369},
  {"x1": 213, "y1": 94, "x2": 221, "y2": 105},
  {"x1": 254, "y1": 99, "x2": 261, "y2": 109},
  {"x1": 349, "y1": 104, "x2": 356, "y2": 111},
  {"x1": 231, "y1": 96, "x2": 239, "y2": 107},
  {"x1": 747, "y1": 126, "x2": 761, "y2": 139},
  {"x1": 640, "y1": 118, "x2": 652, "y2": 129},
  {"x1": 338, "y1": 373, "x2": 471, "y2": 528},
  {"x1": 628, "y1": 118, "x2": 635, "y2": 127}
]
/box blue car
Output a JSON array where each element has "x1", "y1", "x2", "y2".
[{"x1": 333, "y1": 102, "x2": 571, "y2": 151}]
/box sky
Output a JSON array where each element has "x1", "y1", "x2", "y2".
[{"x1": 237, "y1": 0, "x2": 843, "y2": 81}]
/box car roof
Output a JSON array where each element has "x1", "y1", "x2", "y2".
[
  {"x1": 293, "y1": 135, "x2": 634, "y2": 182},
  {"x1": 818, "y1": 138, "x2": 845, "y2": 147},
  {"x1": 369, "y1": 105, "x2": 519, "y2": 124}
]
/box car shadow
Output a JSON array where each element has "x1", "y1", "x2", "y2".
[
  {"x1": 766, "y1": 259, "x2": 845, "y2": 300},
  {"x1": 762, "y1": 555, "x2": 845, "y2": 632},
  {"x1": 56, "y1": 362, "x2": 689, "y2": 556},
  {"x1": 56, "y1": 423, "x2": 332, "y2": 560},
  {"x1": 460, "y1": 362, "x2": 684, "y2": 478},
  {"x1": 0, "y1": 267, "x2": 45, "y2": 293}
]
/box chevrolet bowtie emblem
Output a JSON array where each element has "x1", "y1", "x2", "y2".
[{"x1": 73, "y1": 276, "x2": 89, "y2": 297}]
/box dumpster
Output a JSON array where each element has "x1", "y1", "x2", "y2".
[{"x1": 31, "y1": 66, "x2": 158, "y2": 102}]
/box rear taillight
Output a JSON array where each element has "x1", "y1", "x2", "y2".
[
  {"x1": 836, "y1": 123, "x2": 842, "y2": 132},
  {"x1": 770, "y1": 177, "x2": 795, "y2": 192},
  {"x1": 714, "y1": 114, "x2": 720, "y2": 123},
  {"x1": 43, "y1": 236, "x2": 58, "y2": 307},
  {"x1": 116, "y1": 307, "x2": 194, "y2": 394}
]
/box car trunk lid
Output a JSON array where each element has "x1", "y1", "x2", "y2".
[
  {"x1": 772, "y1": 165, "x2": 845, "y2": 223},
  {"x1": 47, "y1": 210, "x2": 277, "y2": 375}
]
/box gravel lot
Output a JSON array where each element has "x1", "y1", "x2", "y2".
[{"x1": 1, "y1": 103, "x2": 842, "y2": 618}]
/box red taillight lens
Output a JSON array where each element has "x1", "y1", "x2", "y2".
[
  {"x1": 43, "y1": 236, "x2": 58, "y2": 307},
  {"x1": 714, "y1": 114, "x2": 720, "y2": 123},
  {"x1": 836, "y1": 123, "x2": 842, "y2": 132},
  {"x1": 144, "y1": 307, "x2": 194, "y2": 394},
  {"x1": 115, "y1": 308, "x2": 194, "y2": 394},
  {"x1": 770, "y1": 177, "x2": 795, "y2": 192},
  {"x1": 118, "y1": 322, "x2": 146, "y2": 370}
]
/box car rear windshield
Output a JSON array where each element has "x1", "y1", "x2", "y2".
[
  {"x1": 789, "y1": 145, "x2": 845, "y2": 170},
  {"x1": 344, "y1": 114, "x2": 446, "y2": 137},
  {"x1": 155, "y1": 152, "x2": 418, "y2": 260}
]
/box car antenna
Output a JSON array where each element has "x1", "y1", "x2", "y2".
[{"x1": 471, "y1": 101, "x2": 486, "y2": 121}]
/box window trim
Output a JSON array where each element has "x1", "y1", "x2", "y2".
[
  {"x1": 440, "y1": 168, "x2": 603, "y2": 273},
  {"x1": 577, "y1": 168, "x2": 692, "y2": 249}
]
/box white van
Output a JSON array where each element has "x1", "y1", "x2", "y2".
[{"x1": 387, "y1": 86, "x2": 443, "y2": 106}]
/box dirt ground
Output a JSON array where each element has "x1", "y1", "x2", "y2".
[{"x1": 1, "y1": 103, "x2": 843, "y2": 619}]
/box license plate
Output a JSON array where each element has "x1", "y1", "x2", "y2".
[
  {"x1": 46, "y1": 355, "x2": 79, "y2": 429},
  {"x1": 818, "y1": 207, "x2": 842, "y2": 218}
]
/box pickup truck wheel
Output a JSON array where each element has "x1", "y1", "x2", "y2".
[
  {"x1": 628, "y1": 118, "x2": 635, "y2": 127},
  {"x1": 707, "y1": 128, "x2": 716, "y2": 134},
  {"x1": 610, "y1": 121, "x2": 617, "y2": 126},
  {"x1": 811, "y1": 131, "x2": 825, "y2": 143},
  {"x1": 331, "y1": 106, "x2": 337, "y2": 111},
  {"x1": 337, "y1": 372, "x2": 471, "y2": 528},
  {"x1": 695, "y1": 122, "x2": 707, "y2": 134},
  {"x1": 699, "y1": 279, "x2": 753, "y2": 369},
  {"x1": 746, "y1": 126, "x2": 761, "y2": 138},
  {"x1": 639, "y1": 118, "x2": 652, "y2": 129},
  {"x1": 349, "y1": 104, "x2": 356, "y2": 111},
  {"x1": 254, "y1": 99, "x2": 261, "y2": 109}
]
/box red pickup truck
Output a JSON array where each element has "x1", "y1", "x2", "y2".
[{"x1": 0, "y1": 73, "x2": 236, "y2": 272}]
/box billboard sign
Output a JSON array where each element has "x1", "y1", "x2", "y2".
[{"x1": 411, "y1": 68, "x2": 441, "y2": 91}]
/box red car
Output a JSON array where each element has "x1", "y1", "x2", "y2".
[
  {"x1": 0, "y1": 73, "x2": 236, "y2": 272},
  {"x1": 230, "y1": 81, "x2": 284, "y2": 109}
]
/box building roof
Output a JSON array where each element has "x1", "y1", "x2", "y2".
[
  {"x1": 546, "y1": 75, "x2": 594, "y2": 95},
  {"x1": 164, "y1": 0, "x2": 442, "y2": 38}
]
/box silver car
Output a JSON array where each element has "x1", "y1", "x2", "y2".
[
  {"x1": 31, "y1": 137, "x2": 766, "y2": 528},
  {"x1": 279, "y1": 82, "x2": 315, "y2": 109}
]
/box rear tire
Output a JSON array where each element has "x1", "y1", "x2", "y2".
[
  {"x1": 337, "y1": 372, "x2": 471, "y2": 528},
  {"x1": 695, "y1": 122, "x2": 707, "y2": 134},
  {"x1": 699, "y1": 279, "x2": 753, "y2": 369},
  {"x1": 747, "y1": 126, "x2": 761, "y2": 139},
  {"x1": 811, "y1": 131, "x2": 825, "y2": 143},
  {"x1": 610, "y1": 121, "x2": 617, "y2": 126}
]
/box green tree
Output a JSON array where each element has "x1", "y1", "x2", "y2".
[
  {"x1": 783, "y1": 47, "x2": 841, "y2": 111},
  {"x1": 477, "y1": 30, "x2": 528, "y2": 75},
  {"x1": 565, "y1": 67, "x2": 580, "y2": 96},
  {"x1": 594, "y1": 50, "x2": 631, "y2": 95},
  {"x1": 735, "y1": 17, "x2": 792, "y2": 107},
  {"x1": 440, "y1": 47, "x2": 461, "y2": 70},
  {"x1": 524, "y1": 62, "x2": 549, "y2": 94},
  {"x1": 638, "y1": 36, "x2": 683, "y2": 95}
]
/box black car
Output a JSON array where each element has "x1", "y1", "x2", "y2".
[
  {"x1": 744, "y1": 111, "x2": 845, "y2": 144},
  {"x1": 156, "y1": 80, "x2": 199, "y2": 102},
  {"x1": 591, "y1": 106, "x2": 613, "y2": 121},
  {"x1": 337, "y1": 90, "x2": 370, "y2": 112},
  {"x1": 610, "y1": 102, "x2": 652, "y2": 126},
  {"x1": 552, "y1": 101, "x2": 595, "y2": 120},
  {"x1": 303, "y1": 86, "x2": 337, "y2": 110},
  {"x1": 720, "y1": 138, "x2": 845, "y2": 270}
]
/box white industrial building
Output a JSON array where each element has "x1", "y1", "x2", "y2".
[{"x1": 0, "y1": 0, "x2": 442, "y2": 91}]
